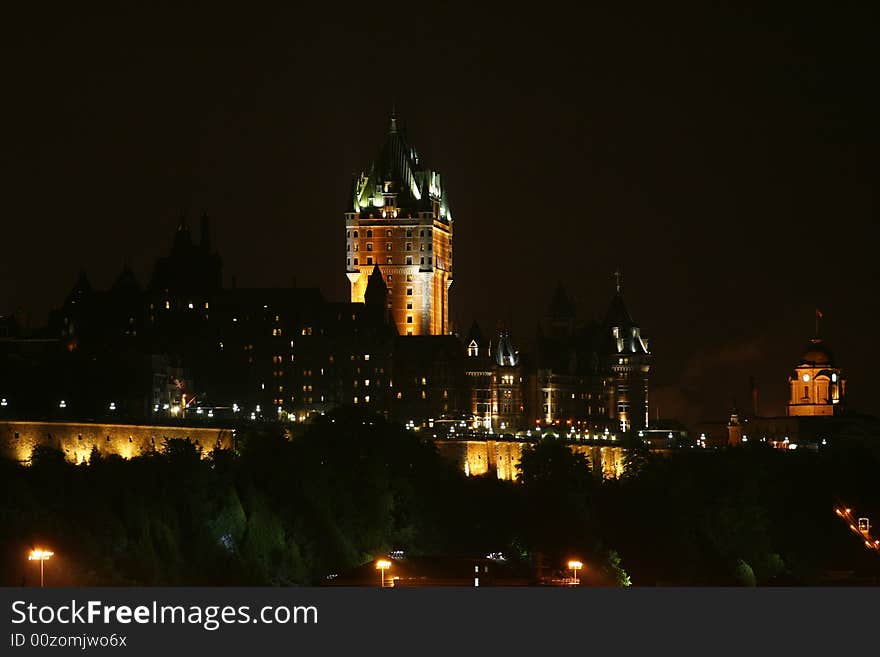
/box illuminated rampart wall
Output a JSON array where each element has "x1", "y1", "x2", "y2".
[
  {"x1": 434, "y1": 440, "x2": 626, "y2": 481},
  {"x1": 0, "y1": 421, "x2": 234, "y2": 464}
]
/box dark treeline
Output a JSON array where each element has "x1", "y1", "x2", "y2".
[{"x1": 1, "y1": 407, "x2": 878, "y2": 586}]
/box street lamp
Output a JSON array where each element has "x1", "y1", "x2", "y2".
[
  {"x1": 28, "y1": 549, "x2": 53, "y2": 587},
  {"x1": 567, "y1": 560, "x2": 583, "y2": 586},
  {"x1": 376, "y1": 559, "x2": 392, "y2": 588}
]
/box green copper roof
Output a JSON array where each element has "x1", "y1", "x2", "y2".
[{"x1": 351, "y1": 115, "x2": 452, "y2": 221}]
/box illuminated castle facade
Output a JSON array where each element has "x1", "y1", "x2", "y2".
[{"x1": 345, "y1": 114, "x2": 452, "y2": 336}]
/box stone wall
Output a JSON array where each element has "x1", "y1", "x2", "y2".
[
  {"x1": 434, "y1": 440, "x2": 626, "y2": 481},
  {"x1": 0, "y1": 421, "x2": 234, "y2": 464}
]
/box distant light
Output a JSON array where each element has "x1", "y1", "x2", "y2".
[
  {"x1": 376, "y1": 559, "x2": 392, "y2": 570},
  {"x1": 108, "y1": 402, "x2": 116, "y2": 411},
  {"x1": 232, "y1": 403, "x2": 240, "y2": 412},
  {"x1": 59, "y1": 400, "x2": 67, "y2": 409},
  {"x1": 567, "y1": 560, "x2": 583, "y2": 570},
  {"x1": 802, "y1": 374, "x2": 810, "y2": 382},
  {"x1": 1, "y1": 398, "x2": 7, "y2": 407},
  {"x1": 28, "y1": 549, "x2": 53, "y2": 562},
  {"x1": 832, "y1": 373, "x2": 837, "y2": 382}
]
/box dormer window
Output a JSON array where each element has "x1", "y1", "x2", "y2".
[{"x1": 468, "y1": 340, "x2": 479, "y2": 357}]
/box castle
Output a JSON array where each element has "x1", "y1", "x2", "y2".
[{"x1": 0, "y1": 114, "x2": 652, "y2": 448}]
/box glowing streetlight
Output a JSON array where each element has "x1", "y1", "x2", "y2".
[
  {"x1": 567, "y1": 560, "x2": 583, "y2": 586},
  {"x1": 376, "y1": 559, "x2": 392, "y2": 587},
  {"x1": 28, "y1": 549, "x2": 53, "y2": 587}
]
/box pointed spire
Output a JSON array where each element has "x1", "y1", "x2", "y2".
[
  {"x1": 547, "y1": 281, "x2": 575, "y2": 318},
  {"x1": 389, "y1": 103, "x2": 398, "y2": 134},
  {"x1": 614, "y1": 269, "x2": 622, "y2": 294},
  {"x1": 364, "y1": 263, "x2": 388, "y2": 306},
  {"x1": 815, "y1": 308, "x2": 823, "y2": 338},
  {"x1": 66, "y1": 268, "x2": 92, "y2": 306}
]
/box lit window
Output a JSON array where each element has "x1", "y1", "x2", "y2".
[
  {"x1": 386, "y1": 243, "x2": 392, "y2": 250},
  {"x1": 367, "y1": 243, "x2": 373, "y2": 251},
  {"x1": 386, "y1": 229, "x2": 392, "y2": 237}
]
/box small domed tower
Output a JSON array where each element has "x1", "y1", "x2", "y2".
[{"x1": 787, "y1": 312, "x2": 846, "y2": 417}]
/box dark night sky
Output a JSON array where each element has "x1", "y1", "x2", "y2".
[{"x1": 1, "y1": 3, "x2": 877, "y2": 424}]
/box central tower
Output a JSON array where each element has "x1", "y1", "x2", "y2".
[{"x1": 345, "y1": 114, "x2": 453, "y2": 336}]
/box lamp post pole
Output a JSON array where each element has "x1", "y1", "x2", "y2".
[
  {"x1": 376, "y1": 559, "x2": 391, "y2": 588},
  {"x1": 28, "y1": 550, "x2": 54, "y2": 588}
]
